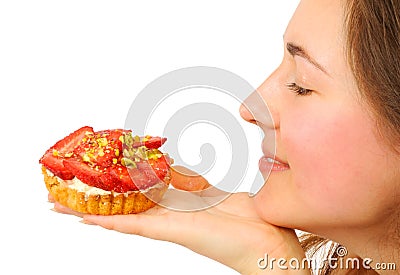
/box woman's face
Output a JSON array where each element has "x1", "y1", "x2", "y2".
[{"x1": 241, "y1": 0, "x2": 400, "y2": 236}]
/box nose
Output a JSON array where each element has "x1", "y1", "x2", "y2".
[
  {"x1": 239, "y1": 72, "x2": 280, "y2": 130},
  {"x1": 239, "y1": 98, "x2": 256, "y2": 125},
  {"x1": 240, "y1": 70, "x2": 282, "y2": 196}
]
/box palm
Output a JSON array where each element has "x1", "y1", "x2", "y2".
[
  {"x1": 53, "y1": 166, "x2": 305, "y2": 274},
  {"x1": 79, "y1": 191, "x2": 302, "y2": 273}
]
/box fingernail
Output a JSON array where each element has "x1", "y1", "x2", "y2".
[
  {"x1": 80, "y1": 219, "x2": 96, "y2": 225},
  {"x1": 50, "y1": 208, "x2": 60, "y2": 213},
  {"x1": 48, "y1": 194, "x2": 55, "y2": 203}
]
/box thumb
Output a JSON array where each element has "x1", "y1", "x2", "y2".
[{"x1": 170, "y1": 165, "x2": 210, "y2": 191}]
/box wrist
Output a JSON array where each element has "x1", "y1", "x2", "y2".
[{"x1": 239, "y1": 232, "x2": 310, "y2": 274}]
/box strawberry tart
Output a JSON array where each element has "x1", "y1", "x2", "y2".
[{"x1": 39, "y1": 126, "x2": 171, "y2": 215}]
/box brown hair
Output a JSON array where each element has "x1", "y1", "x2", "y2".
[
  {"x1": 345, "y1": 0, "x2": 400, "y2": 148},
  {"x1": 301, "y1": 0, "x2": 400, "y2": 274}
]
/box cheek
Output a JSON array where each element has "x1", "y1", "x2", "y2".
[
  {"x1": 285, "y1": 109, "x2": 352, "y2": 190},
  {"x1": 281, "y1": 104, "x2": 392, "y2": 221}
]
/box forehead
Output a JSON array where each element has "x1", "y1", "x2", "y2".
[{"x1": 284, "y1": 0, "x2": 345, "y2": 77}]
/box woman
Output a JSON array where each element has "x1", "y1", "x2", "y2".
[{"x1": 54, "y1": 0, "x2": 400, "y2": 273}]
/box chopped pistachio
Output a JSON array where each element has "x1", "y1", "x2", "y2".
[
  {"x1": 121, "y1": 157, "x2": 137, "y2": 168},
  {"x1": 121, "y1": 133, "x2": 134, "y2": 146},
  {"x1": 147, "y1": 150, "x2": 163, "y2": 160},
  {"x1": 115, "y1": 148, "x2": 120, "y2": 157},
  {"x1": 64, "y1": 152, "x2": 73, "y2": 158},
  {"x1": 97, "y1": 137, "x2": 108, "y2": 147},
  {"x1": 136, "y1": 146, "x2": 147, "y2": 159},
  {"x1": 52, "y1": 149, "x2": 59, "y2": 157},
  {"x1": 123, "y1": 148, "x2": 130, "y2": 157},
  {"x1": 112, "y1": 158, "x2": 118, "y2": 165},
  {"x1": 82, "y1": 154, "x2": 91, "y2": 162},
  {"x1": 98, "y1": 149, "x2": 105, "y2": 157}
]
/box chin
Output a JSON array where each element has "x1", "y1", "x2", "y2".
[
  {"x1": 252, "y1": 179, "x2": 312, "y2": 231},
  {"x1": 253, "y1": 187, "x2": 293, "y2": 228}
]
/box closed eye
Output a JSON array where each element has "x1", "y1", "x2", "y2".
[{"x1": 286, "y1": 82, "x2": 313, "y2": 96}]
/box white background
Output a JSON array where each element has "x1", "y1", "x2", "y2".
[{"x1": 0, "y1": 1, "x2": 299, "y2": 274}]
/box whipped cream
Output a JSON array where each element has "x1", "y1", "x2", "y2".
[{"x1": 69, "y1": 177, "x2": 112, "y2": 196}]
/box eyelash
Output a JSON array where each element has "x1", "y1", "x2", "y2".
[{"x1": 286, "y1": 82, "x2": 313, "y2": 96}]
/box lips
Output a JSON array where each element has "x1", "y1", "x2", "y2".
[{"x1": 259, "y1": 154, "x2": 290, "y2": 173}]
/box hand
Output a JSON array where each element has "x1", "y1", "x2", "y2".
[{"x1": 51, "y1": 166, "x2": 308, "y2": 274}]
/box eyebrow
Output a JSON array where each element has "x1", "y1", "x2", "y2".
[{"x1": 286, "y1": 42, "x2": 330, "y2": 76}]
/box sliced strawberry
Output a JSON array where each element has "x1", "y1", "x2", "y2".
[
  {"x1": 107, "y1": 160, "x2": 169, "y2": 192},
  {"x1": 51, "y1": 126, "x2": 94, "y2": 154},
  {"x1": 97, "y1": 129, "x2": 131, "y2": 144},
  {"x1": 63, "y1": 159, "x2": 141, "y2": 192},
  {"x1": 153, "y1": 155, "x2": 170, "y2": 175},
  {"x1": 39, "y1": 126, "x2": 94, "y2": 180},
  {"x1": 94, "y1": 129, "x2": 127, "y2": 167},
  {"x1": 73, "y1": 129, "x2": 129, "y2": 168},
  {"x1": 94, "y1": 152, "x2": 115, "y2": 168},
  {"x1": 72, "y1": 143, "x2": 89, "y2": 161},
  {"x1": 40, "y1": 126, "x2": 171, "y2": 193},
  {"x1": 63, "y1": 158, "x2": 104, "y2": 187},
  {"x1": 40, "y1": 153, "x2": 75, "y2": 179},
  {"x1": 141, "y1": 156, "x2": 170, "y2": 180},
  {"x1": 131, "y1": 137, "x2": 167, "y2": 149},
  {"x1": 145, "y1": 136, "x2": 167, "y2": 149},
  {"x1": 108, "y1": 165, "x2": 140, "y2": 192},
  {"x1": 99, "y1": 171, "x2": 120, "y2": 191}
]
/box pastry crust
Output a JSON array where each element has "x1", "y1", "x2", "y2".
[{"x1": 42, "y1": 166, "x2": 169, "y2": 215}]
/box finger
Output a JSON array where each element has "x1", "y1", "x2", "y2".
[
  {"x1": 170, "y1": 165, "x2": 211, "y2": 191},
  {"x1": 82, "y1": 210, "x2": 200, "y2": 244},
  {"x1": 82, "y1": 206, "x2": 256, "y2": 268},
  {"x1": 48, "y1": 193, "x2": 55, "y2": 203},
  {"x1": 53, "y1": 202, "x2": 84, "y2": 218}
]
